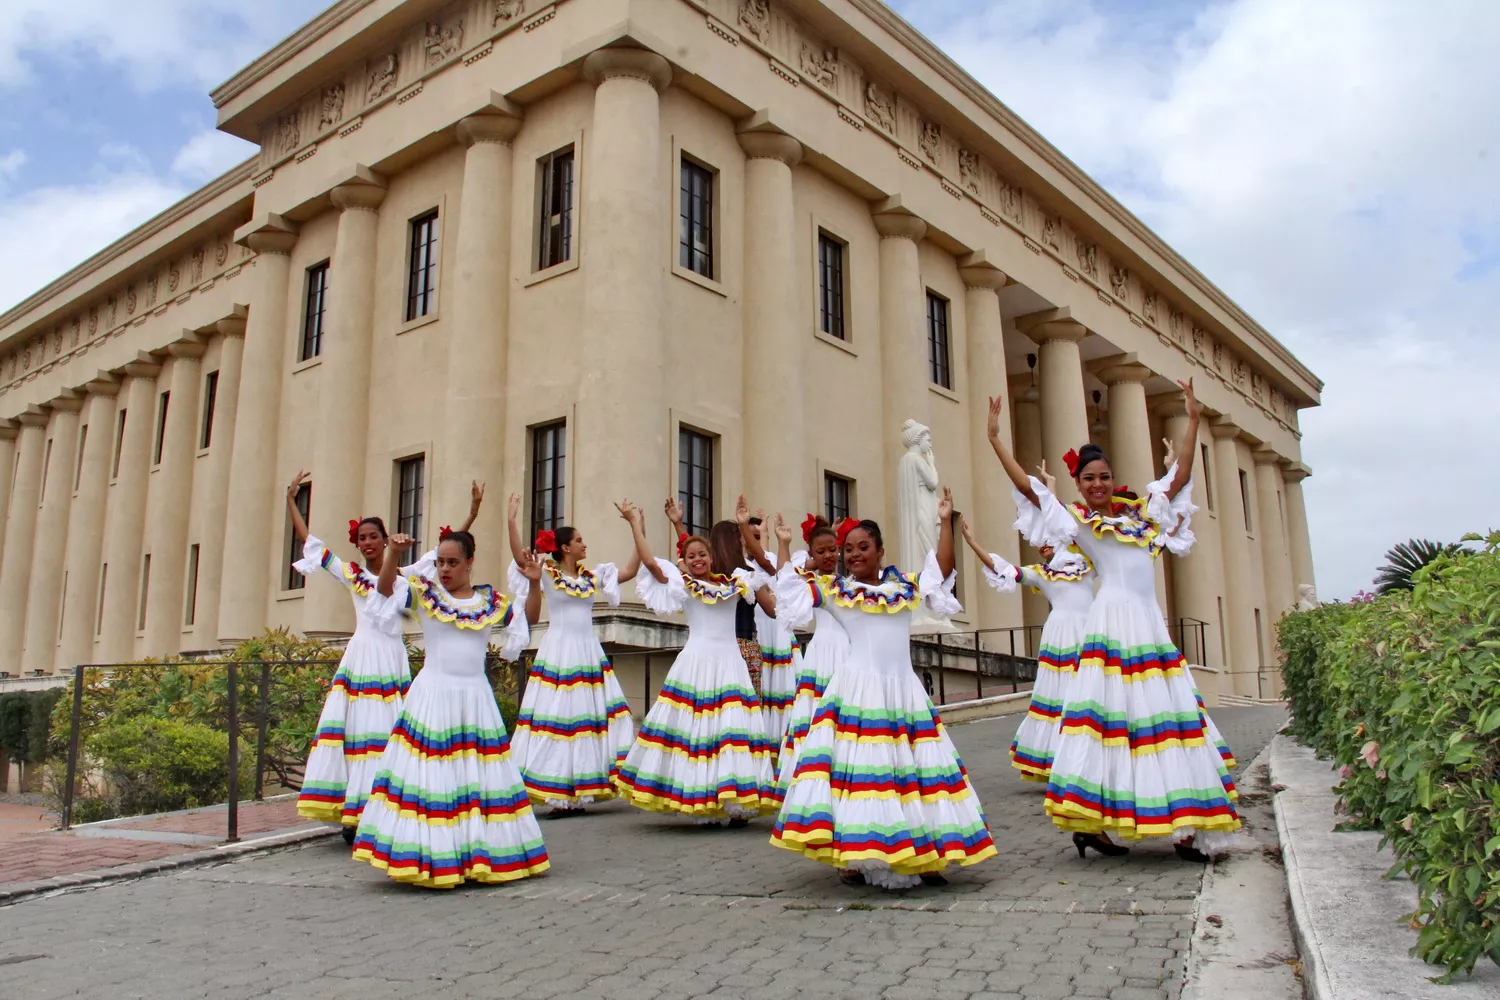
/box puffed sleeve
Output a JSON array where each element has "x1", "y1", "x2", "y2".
[
  {"x1": 495, "y1": 598, "x2": 530, "y2": 662},
  {"x1": 367, "y1": 573, "x2": 416, "y2": 628},
  {"x1": 790, "y1": 550, "x2": 810, "y2": 572},
  {"x1": 738, "y1": 564, "x2": 772, "y2": 596},
  {"x1": 771, "y1": 562, "x2": 818, "y2": 630},
  {"x1": 1014, "y1": 477, "x2": 1078, "y2": 549},
  {"x1": 635, "y1": 558, "x2": 688, "y2": 616},
  {"x1": 1146, "y1": 465, "x2": 1199, "y2": 556},
  {"x1": 1046, "y1": 547, "x2": 1091, "y2": 574},
  {"x1": 979, "y1": 553, "x2": 1022, "y2": 594},
  {"x1": 506, "y1": 560, "x2": 532, "y2": 607},
  {"x1": 400, "y1": 546, "x2": 438, "y2": 580},
  {"x1": 917, "y1": 550, "x2": 963, "y2": 618},
  {"x1": 594, "y1": 562, "x2": 622, "y2": 608},
  {"x1": 292, "y1": 535, "x2": 340, "y2": 580}
]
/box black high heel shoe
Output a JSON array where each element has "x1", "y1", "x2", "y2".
[
  {"x1": 920, "y1": 873, "x2": 948, "y2": 887},
  {"x1": 1072, "y1": 833, "x2": 1130, "y2": 858},
  {"x1": 1174, "y1": 842, "x2": 1211, "y2": 864}
]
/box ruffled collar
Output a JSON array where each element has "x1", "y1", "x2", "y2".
[
  {"x1": 343, "y1": 559, "x2": 378, "y2": 596},
  {"x1": 827, "y1": 566, "x2": 921, "y2": 614},
  {"x1": 544, "y1": 561, "x2": 598, "y2": 598},
  {"x1": 683, "y1": 571, "x2": 748, "y2": 605},
  {"x1": 1027, "y1": 552, "x2": 1093, "y2": 584},
  {"x1": 408, "y1": 575, "x2": 511, "y2": 629},
  {"x1": 1070, "y1": 498, "x2": 1163, "y2": 552}
]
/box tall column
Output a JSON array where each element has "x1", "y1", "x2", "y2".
[
  {"x1": 0, "y1": 412, "x2": 49, "y2": 671},
  {"x1": 1156, "y1": 396, "x2": 1226, "y2": 671},
  {"x1": 1281, "y1": 462, "x2": 1316, "y2": 598},
  {"x1": 1008, "y1": 376, "x2": 1047, "y2": 634},
  {"x1": 143, "y1": 341, "x2": 205, "y2": 656},
  {"x1": 739, "y1": 119, "x2": 807, "y2": 521},
  {"x1": 58, "y1": 376, "x2": 121, "y2": 672},
  {"x1": 1253, "y1": 449, "x2": 1293, "y2": 622},
  {"x1": 219, "y1": 216, "x2": 298, "y2": 644},
  {"x1": 99, "y1": 360, "x2": 162, "y2": 662},
  {"x1": 576, "y1": 49, "x2": 672, "y2": 552},
  {"x1": 1019, "y1": 311, "x2": 1090, "y2": 502},
  {"x1": 959, "y1": 258, "x2": 1021, "y2": 629},
  {"x1": 0, "y1": 421, "x2": 17, "y2": 566},
  {"x1": 193, "y1": 317, "x2": 245, "y2": 650},
  {"x1": 443, "y1": 110, "x2": 522, "y2": 579},
  {"x1": 21, "y1": 396, "x2": 83, "y2": 674},
  {"x1": 1099, "y1": 358, "x2": 1168, "y2": 609},
  {"x1": 1211, "y1": 419, "x2": 1258, "y2": 696},
  {"x1": 872, "y1": 205, "x2": 929, "y2": 544},
  {"x1": 306, "y1": 172, "x2": 387, "y2": 632}
]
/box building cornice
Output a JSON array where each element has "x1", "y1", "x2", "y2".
[
  {"x1": 839, "y1": 0, "x2": 1322, "y2": 394},
  {"x1": 210, "y1": 0, "x2": 379, "y2": 110}
]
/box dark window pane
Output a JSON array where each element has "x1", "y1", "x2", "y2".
[
  {"x1": 677, "y1": 427, "x2": 715, "y2": 538},
  {"x1": 926, "y1": 291, "x2": 952, "y2": 389},
  {"x1": 200, "y1": 371, "x2": 219, "y2": 449},
  {"x1": 530, "y1": 422, "x2": 567, "y2": 540},
  {"x1": 301, "y1": 262, "x2": 329, "y2": 361},
  {"x1": 406, "y1": 212, "x2": 441, "y2": 321},
  {"x1": 824, "y1": 473, "x2": 851, "y2": 524},
  {"x1": 679, "y1": 159, "x2": 715, "y2": 278},
  {"x1": 818, "y1": 233, "x2": 846, "y2": 340},
  {"x1": 397, "y1": 456, "x2": 425, "y2": 553},
  {"x1": 153, "y1": 391, "x2": 170, "y2": 465},
  {"x1": 287, "y1": 483, "x2": 311, "y2": 590},
  {"x1": 537, "y1": 149, "x2": 575, "y2": 270}
]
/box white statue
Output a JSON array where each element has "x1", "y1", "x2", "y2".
[
  {"x1": 897, "y1": 420, "x2": 954, "y2": 632},
  {"x1": 1296, "y1": 584, "x2": 1320, "y2": 611}
]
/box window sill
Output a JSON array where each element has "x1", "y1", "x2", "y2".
[
  {"x1": 671, "y1": 263, "x2": 727, "y2": 298},
  {"x1": 523, "y1": 257, "x2": 579, "y2": 288},
  {"x1": 275, "y1": 589, "x2": 307, "y2": 603},
  {"x1": 396, "y1": 310, "x2": 441, "y2": 337},
  {"x1": 292, "y1": 356, "x2": 322, "y2": 375},
  {"x1": 813, "y1": 329, "x2": 857, "y2": 357},
  {"x1": 150, "y1": 464, "x2": 161, "y2": 473},
  {"x1": 196, "y1": 447, "x2": 210, "y2": 459},
  {"x1": 929, "y1": 383, "x2": 960, "y2": 404}
]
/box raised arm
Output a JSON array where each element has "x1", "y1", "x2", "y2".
[
  {"x1": 285, "y1": 470, "x2": 311, "y2": 543},
  {"x1": 613, "y1": 500, "x2": 642, "y2": 583},
  {"x1": 936, "y1": 487, "x2": 956, "y2": 578},
  {"x1": 1164, "y1": 379, "x2": 1201, "y2": 501},
  {"x1": 377, "y1": 532, "x2": 413, "y2": 597},
  {"x1": 630, "y1": 505, "x2": 667, "y2": 584},
  {"x1": 774, "y1": 515, "x2": 793, "y2": 570},
  {"x1": 958, "y1": 515, "x2": 998, "y2": 575},
  {"x1": 737, "y1": 494, "x2": 775, "y2": 575},
  {"x1": 664, "y1": 496, "x2": 687, "y2": 541},
  {"x1": 505, "y1": 492, "x2": 528, "y2": 566},
  {"x1": 459, "y1": 480, "x2": 484, "y2": 534},
  {"x1": 752, "y1": 585, "x2": 777, "y2": 618},
  {"x1": 987, "y1": 395, "x2": 1039, "y2": 507},
  {"x1": 518, "y1": 548, "x2": 544, "y2": 625}
]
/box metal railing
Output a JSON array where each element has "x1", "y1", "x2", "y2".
[{"x1": 1168, "y1": 617, "x2": 1211, "y2": 668}]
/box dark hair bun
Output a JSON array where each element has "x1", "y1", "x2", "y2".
[
  {"x1": 1075, "y1": 443, "x2": 1110, "y2": 475},
  {"x1": 440, "y1": 530, "x2": 477, "y2": 560}
]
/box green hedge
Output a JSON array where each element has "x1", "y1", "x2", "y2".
[
  {"x1": 1278, "y1": 532, "x2": 1500, "y2": 979},
  {"x1": 0, "y1": 688, "x2": 64, "y2": 764}
]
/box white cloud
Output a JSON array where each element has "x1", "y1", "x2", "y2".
[
  {"x1": 171, "y1": 129, "x2": 256, "y2": 183},
  {"x1": 901, "y1": 0, "x2": 1500, "y2": 599}
]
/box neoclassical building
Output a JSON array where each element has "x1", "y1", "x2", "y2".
[{"x1": 0, "y1": 0, "x2": 1319, "y2": 704}]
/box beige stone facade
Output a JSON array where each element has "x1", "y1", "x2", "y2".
[{"x1": 0, "y1": 0, "x2": 1319, "y2": 703}]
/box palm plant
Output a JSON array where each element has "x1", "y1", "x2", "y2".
[{"x1": 1373, "y1": 539, "x2": 1464, "y2": 594}]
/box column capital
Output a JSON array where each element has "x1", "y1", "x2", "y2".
[
  {"x1": 1092, "y1": 353, "x2": 1153, "y2": 386},
  {"x1": 330, "y1": 166, "x2": 387, "y2": 212},
  {"x1": 121, "y1": 351, "x2": 163, "y2": 381},
  {"x1": 1281, "y1": 461, "x2": 1312, "y2": 483},
  {"x1": 165, "y1": 336, "x2": 207, "y2": 361},
  {"x1": 458, "y1": 110, "x2": 523, "y2": 147},
  {"x1": 18, "y1": 406, "x2": 51, "y2": 427},
  {"x1": 1208, "y1": 417, "x2": 1242, "y2": 441},
  {"x1": 581, "y1": 47, "x2": 672, "y2": 91},
  {"x1": 1017, "y1": 307, "x2": 1088, "y2": 344},
  {"x1": 234, "y1": 213, "x2": 298, "y2": 256},
  {"x1": 48, "y1": 390, "x2": 85, "y2": 414},
  {"x1": 215, "y1": 316, "x2": 247, "y2": 339},
  {"x1": 1252, "y1": 447, "x2": 1283, "y2": 467},
  {"x1": 871, "y1": 209, "x2": 926, "y2": 242},
  {"x1": 82, "y1": 371, "x2": 122, "y2": 398},
  {"x1": 957, "y1": 251, "x2": 1009, "y2": 291},
  {"x1": 736, "y1": 121, "x2": 803, "y2": 166},
  {"x1": 1150, "y1": 392, "x2": 1189, "y2": 419},
  {"x1": 0, "y1": 418, "x2": 17, "y2": 441}
]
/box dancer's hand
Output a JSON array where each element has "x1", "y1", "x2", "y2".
[
  {"x1": 507, "y1": 492, "x2": 521, "y2": 522},
  {"x1": 937, "y1": 486, "x2": 953, "y2": 520},
  {"x1": 1179, "y1": 377, "x2": 1199, "y2": 419},
  {"x1": 987, "y1": 395, "x2": 1004, "y2": 441},
  {"x1": 1037, "y1": 460, "x2": 1058, "y2": 495},
  {"x1": 614, "y1": 499, "x2": 636, "y2": 522},
  {"x1": 959, "y1": 514, "x2": 974, "y2": 540},
  {"x1": 735, "y1": 494, "x2": 751, "y2": 527},
  {"x1": 389, "y1": 532, "x2": 415, "y2": 552},
  {"x1": 664, "y1": 497, "x2": 683, "y2": 523},
  {"x1": 772, "y1": 514, "x2": 792, "y2": 545},
  {"x1": 518, "y1": 550, "x2": 544, "y2": 581},
  {"x1": 286, "y1": 470, "x2": 309, "y2": 499},
  {"x1": 1162, "y1": 438, "x2": 1178, "y2": 471},
  {"x1": 470, "y1": 481, "x2": 486, "y2": 518}
]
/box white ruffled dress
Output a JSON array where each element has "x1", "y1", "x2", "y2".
[
  {"x1": 292, "y1": 536, "x2": 434, "y2": 828},
  {"x1": 350, "y1": 571, "x2": 548, "y2": 887},
  {"x1": 1016, "y1": 468, "x2": 1240, "y2": 850},
  {"x1": 753, "y1": 553, "x2": 799, "y2": 756},
  {"x1": 978, "y1": 550, "x2": 1095, "y2": 782},
  {"x1": 507, "y1": 561, "x2": 635, "y2": 810},
  {"x1": 612, "y1": 561, "x2": 776, "y2": 820},
  {"x1": 769, "y1": 555, "x2": 998, "y2": 889}
]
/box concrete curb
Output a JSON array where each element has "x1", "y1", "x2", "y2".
[
  {"x1": 0, "y1": 824, "x2": 340, "y2": 907},
  {"x1": 937, "y1": 690, "x2": 1032, "y2": 724},
  {"x1": 1269, "y1": 735, "x2": 1500, "y2": 1000}
]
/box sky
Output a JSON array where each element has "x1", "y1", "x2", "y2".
[{"x1": 1, "y1": 0, "x2": 1495, "y2": 600}]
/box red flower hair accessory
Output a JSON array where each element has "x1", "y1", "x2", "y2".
[
  {"x1": 676, "y1": 532, "x2": 689, "y2": 557},
  {"x1": 534, "y1": 530, "x2": 557, "y2": 554},
  {"x1": 800, "y1": 513, "x2": 819, "y2": 544},
  {"x1": 1062, "y1": 449, "x2": 1081, "y2": 477},
  {"x1": 437, "y1": 524, "x2": 454, "y2": 540},
  {"x1": 348, "y1": 519, "x2": 362, "y2": 545},
  {"x1": 834, "y1": 517, "x2": 861, "y2": 547}
]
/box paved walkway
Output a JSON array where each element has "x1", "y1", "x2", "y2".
[
  {"x1": 0, "y1": 708, "x2": 1286, "y2": 1000},
  {"x1": 0, "y1": 803, "x2": 55, "y2": 841}
]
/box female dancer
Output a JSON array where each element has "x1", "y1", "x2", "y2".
[
  {"x1": 743, "y1": 512, "x2": 849, "y2": 810},
  {"x1": 613, "y1": 503, "x2": 776, "y2": 824},
  {"x1": 987, "y1": 385, "x2": 1239, "y2": 861},
  {"x1": 352, "y1": 528, "x2": 548, "y2": 887},
  {"x1": 768, "y1": 492, "x2": 997, "y2": 888},
  {"x1": 958, "y1": 517, "x2": 1094, "y2": 785},
  {"x1": 505, "y1": 494, "x2": 640, "y2": 817},
  {"x1": 285, "y1": 472, "x2": 481, "y2": 841}
]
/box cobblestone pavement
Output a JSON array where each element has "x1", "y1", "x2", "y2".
[{"x1": 0, "y1": 707, "x2": 1285, "y2": 1000}]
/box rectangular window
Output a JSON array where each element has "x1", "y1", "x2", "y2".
[
  {"x1": 1238, "y1": 469, "x2": 1253, "y2": 532},
  {"x1": 1200, "y1": 443, "x2": 1214, "y2": 511},
  {"x1": 200, "y1": 371, "x2": 219, "y2": 450},
  {"x1": 58, "y1": 572, "x2": 68, "y2": 642},
  {"x1": 1254, "y1": 608, "x2": 1266, "y2": 669},
  {"x1": 530, "y1": 423, "x2": 567, "y2": 540},
  {"x1": 679, "y1": 158, "x2": 715, "y2": 278},
  {"x1": 824, "y1": 472, "x2": 852, "y2": 524},
  {"x1": 817, "y1": 231, "x2": 847, "y2": 340},
  {"x1": 926, "y1": 291, "x2": 952, "y2": 389},
  {"x1": 74, "y1": 425, "x2": 88, "y2": 491},
  {"x1": 153, "y1": 391, "x2": 169, "y2": 465},
  {"x1": 137, "y1": 555, "x2": 151, "y2": 632},
  {"x1": 39, "y1": 438, "x2": 52, "y2": 504},
  {"x1": 96, "y1": 564, "x2": 108, "y2": 636},
  {"x1": 184, "y1": 544, "x2": 200, "y2": 627},
  {"x1": 287, "y1": 482, "x2": 311, "y2": 591},
  {"x1": 111, "y1": 409, "x2": 127, "y2": 479},
  {"x1": 677, "y1": 427, "x2": 716, "y2": 538},
  {"x1": 406, "y1": 211, "x2": 441, "y2": 321},
  {"x1": 396, "y1": 456, "x2": 426, "y2": 554},
  {"x1": 301, "y1": 261, "x2": 329, "y2": 361},
  {"x1": 536, "y1": 148, "x2": 575, "y2": 270},
  {"x1": 1216, "y1": 596, "x2": 1226, "y2": 667}
]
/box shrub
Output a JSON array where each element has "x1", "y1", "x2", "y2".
[
  {"x1": 0, "y1": 689, "x2": 63, "y2": 763},
  {"x1": 1278, "y1": 532, "x2": 1500, "y2": 979},
  {"x1": 71, "y1": 717, "x2": 255, "y2": 821}
]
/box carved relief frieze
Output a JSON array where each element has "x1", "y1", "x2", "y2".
[
  {"x1": 1109, "y1": 266, "x2": 1129, "y2": 300},
  {"x1": 864, "y1": 81, "x2": 896, "y2": 133},
  {"x1": 106, "y1": 296, "x2": 117, "y2": 328},
  {"x1": 1251, "y1": 372, "x2": 1266, "y2": 404},
  {"x1": 493, "y1": 0, "x2": 524, "y2": 23},
  {"x1": 275, "y1": 113, "x2": 300, "y2": 156},
  {"x1": 1269, "y1": 386, "x2": 1284, "y2": 420},
  {"x1": 1142, "y1": 292, "x2": 1159, "y2": 325},
  {"x1": 999, "y1": 182, "x2": 1023, "y2": 222},
  {"x1": 70, "y1": 316, "x2": 81, "y2": 347},
  {"x1": 125, "y1": 286, "x2": 137, "y2": 316},
  {"x1": 1075, "y1": 237, "x2": 1098, "y2": 279},
  {"x1": 1191, "y1": 326, "x2": 1210, "y2": 363},
  {"x1": 799, "y1": 42, "x2": 838, "y2": 90},
  {"x1": 318, "y1": 83, "x2": 345, "y2": 131},
  {"x1": 958, "y1": 149, "x2": 981, "y2": 194},
  {"x1": 918, "y1": 121, "x2": 941, "y2": 163},
  {"x1": 191, "y1": 246, "x2": 206, "y2": 284},
  {"x1": 1167, "y1": 308, "x2": 1187, "y2": 346},
  {"x1": 1212, "y1": 341, "x2": 1224, "y2": 374},
  {"x1": 739, "y1": 0, "x2": 771, "y2": 42},
  {"x1": 1042, "y1": 215, "x2": 1061, "y2": 251},
  {"x1": 425, "y1": 19, "x2": 465, "y2": 68},
  {"x1": 145, "y1": 273, "x2": 158, "y2": 310},
  {"x1": 88, "y1": 307, "x2": 98, "y2": 336},
  {"x1": 52, "y1": 329, "x2": 62, "y2": 355},
  {"x1": 367, "y1": 53, "x2": 399, "y2": 103},
  {"x1": 1230, "y1": 357, "x2": 1249, "y2": 391},
  {"x1": 167, "y1": 261, "x2": 181, "y2": 293}
]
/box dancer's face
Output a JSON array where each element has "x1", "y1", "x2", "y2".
[
  {"x1": 682, "y1": 539, "x2": 713, "y2": 578},
  {"x1": 435, "y1": 540, "x2": 473, "y2": 592},
  {"x1": 560, "y1": 532, "x2": 586, "y2": 563},
  {"x1": 808, "y1": 534, "x2": 839, "y2": 574},
  {"x1": 1076, "y1": 459, "x2": 1115, "y2": 512},
  {"x1": 1039, "y1": 545, "x2": 1056, "y2": 563},
  {"x1": 356, "y1": 523, "x2": 386, "y2": 562},
  {"x1": 842, "y1": 528, "x2": 883, "y2": 581}
]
